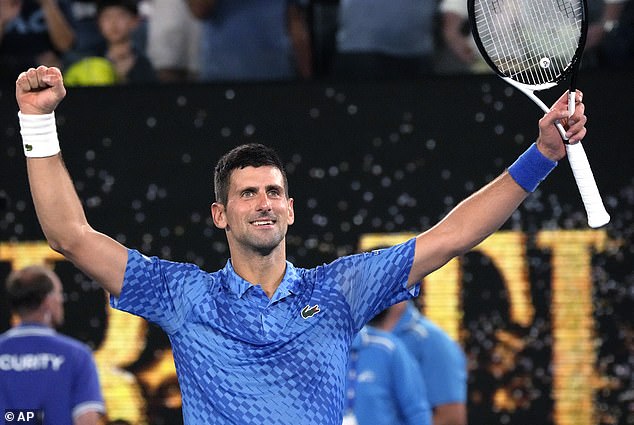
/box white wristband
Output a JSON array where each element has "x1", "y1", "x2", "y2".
[{"x1": 18, "y1": 111, "x2": 61, "y2": 158}]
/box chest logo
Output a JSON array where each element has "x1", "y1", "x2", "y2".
[{"x1": 301, "y1": 304, "x2": 321, "y2": 319}]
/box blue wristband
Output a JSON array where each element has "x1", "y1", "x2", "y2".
[{"x1": 508, "y1": 143, "x2": 557, "y2": 192}]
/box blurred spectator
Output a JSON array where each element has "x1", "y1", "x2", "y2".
[
  {"x1": 389, "y1": 301, "x2": 468, "y2": 425},
  {"x1": 65, "y1": 0, "x2": 105, "y2": 62},
  {"x1": 186, "y1": 0, "x2": 313, "y2": 82},
  {"x1": 0, "y1": 265, "x2": 105, "y2": 425},
  {"x1": 435, "y1": 0, "x2": 490, "y2": 74},
  {"x1": 96, "y1": 0, "x2": 154, "y2": 83},
  {"x1": 0, "y1": 0, "x2": 76, "y2": 82},
  {"x1": 584, "y1": 0, "x2": 633, "y2": 69},
  {"x1": 146, "y1": 0, "x2": 201, "y2": 82},
  {"x1": 64, "y1": 0, "x2": 155, "y2": 85},
  {"x1": 330, "y1": 0, "x2": 436, "y2": 80},
  {"x1": 435, "y1": 0, "x2": 473, "y2": 74},
  {"x1": 343, "y1": 309, "x2": 432, "y2": 425}
]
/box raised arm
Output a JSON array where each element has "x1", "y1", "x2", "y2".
[
  {"x1": 408, "y1": 91, "x2": 587, "y2": 285},
  {"x1": 16, "y1": 66, "x2": 127, "y2": 297}
]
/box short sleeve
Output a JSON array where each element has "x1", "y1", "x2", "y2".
[
  {"x1": 326, "y1": 238, "x2": 419, "y2": 332},
  {"x1": 70, "y1": 346, "x2": 105, "y2": 419},
  {"x1": 110, "y1": 249, "x2": 205, "y2": 334}
]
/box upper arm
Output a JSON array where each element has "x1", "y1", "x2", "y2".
[
  {"x1": 60, "y1": 226, "x2": 128, "y2": 297},
  {"x1": 408, "y1": 223, "x2": 462, "y2": 286}
]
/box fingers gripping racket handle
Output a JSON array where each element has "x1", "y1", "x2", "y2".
[
  {"x1": 565, "y1": 142, "x2": 610, "y2": 228},
  {"x1": 506, "y1": 80, "x2": 610, "y2": 227}
]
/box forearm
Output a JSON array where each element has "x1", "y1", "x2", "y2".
[
  {"x1": 410, "y1": 172, "x2": 527, "y2": 283},
  {"x1": 26, "y1": 153, "x2": 127, "y2": 296},
  {"x1": 40, "y1": 0, "x2": 75, "y2": 51},
  {"x1": 27, "y1": 154, "x2": 91, "y2": 254},
  {"x1": 442, "y1": 12, "x2": 465, "y2": 44},
  {"x1": 186, "y1": 0, "x2": 216, "y2": 19},
  {"x1": 288, "y1": 5, "x2": 313, "y2": 79},
  {"x1": 438, "y1": 172, "x2": 527, "y2": 255}
]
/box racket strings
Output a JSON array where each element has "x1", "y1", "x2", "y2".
[{"x1": 474, "y1": 0, "x2": 583, "y2": 85}]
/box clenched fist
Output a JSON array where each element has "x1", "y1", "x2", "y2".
[{"x1": 16, "y1": 66, "x2": 67, "y2": 115}]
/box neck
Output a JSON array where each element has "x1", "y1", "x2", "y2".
[
  {"x1": 108, "y1": 40, "x2": 133, "y2": 56},
  {"x1": 377, "y1": 302, "x2": 408, "y2": 331},
  {"x1": 229, "y1": 246, "x2": 287, "y2": 298},
  {"x1": 17, "y1": 311, "x2": 53, "y2": 328}
]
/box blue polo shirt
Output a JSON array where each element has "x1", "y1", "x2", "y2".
[
  {"x1": 111, "y1": 238, "x2": 418, "y2": 424},
  {"x1": 0, "y1": 324, "x2": 105, "y2": 425},
  {"x1": 393, "y1": 303, "x2": 467, "y2": 407},
  {"x1": 345, "y1": 327, "x2": 431, "y2": 425}
]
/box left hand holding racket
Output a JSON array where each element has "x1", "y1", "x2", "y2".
[{"x1": 536, "y1": 90, "x2": 587, "y2": 161}]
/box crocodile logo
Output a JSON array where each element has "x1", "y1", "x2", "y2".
[
  {"x1": 301, "y1": 304, "x2": 321, "y2": 319},
  {"x1": 25, "y1": 144, "x2": 33, "y2": 152}
]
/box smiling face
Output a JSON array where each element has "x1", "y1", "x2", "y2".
[{"x1": 212, "y1": 166, "x2": 294, "y2": 256}]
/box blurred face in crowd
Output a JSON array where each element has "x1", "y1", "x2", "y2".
[{"x1": 97, "y1": 6, "x2": 138, "y2": 44}]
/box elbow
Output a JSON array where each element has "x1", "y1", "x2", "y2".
[
  {"x1": 46, "y1": 224, "x2": 90, "y2": 258},
  {"x1": 47, "y1": 237, "x2": 77, "y2": 259}
]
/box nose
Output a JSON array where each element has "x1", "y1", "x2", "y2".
[{"x1": 256, "y1": 192, "x2": 272, "y2": 211}]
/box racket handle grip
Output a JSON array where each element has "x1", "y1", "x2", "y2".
[
  {"x1": 568, "y1": 91, "x2": 576, "y2": 118},
  {"x1": 566, "y1": 142, "x2": 610, "y2": 228}
]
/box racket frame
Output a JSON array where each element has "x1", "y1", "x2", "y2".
[{"x1": 467, "y1": 0, "x2": 610, "y2": 228}]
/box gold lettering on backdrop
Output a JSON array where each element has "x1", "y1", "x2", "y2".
[
  {"x1": 358, "y1": 232, "x2": 534, "y2": 339},
  {"x1": 359, "y1": 230, "x2": 606, "y2": 424},
  {"x1": 1, "y1": 232, "x2": 607, "y2": 424},
  {"x1": 537, "y1": 230, "x2": 607, "y2": 425},
  {"x1": 94, "y1": 305, "x2": 148, "y2": 424},
  {"x1": 0, "y1": 241, "x2": 64, "y2": 269}
]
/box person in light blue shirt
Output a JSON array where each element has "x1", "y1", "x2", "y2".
[
  {"x1": 343, "y1": 314, "x2": 432, "y2": 425},
  {"x1": 0, "y1": 265, "x2": 105, "y2": 425},
  {"x1": 16, "y1": 65, "x2": 588, "y2": 424},
  {"x1": 390, "y1": 301, "x2": 468, "y2": 425}
]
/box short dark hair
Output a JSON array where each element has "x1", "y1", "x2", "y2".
[
  {"x1": 5, "y1": 266, "x2": 56, "y2": 315},
  {"x1": 97, "y1": 0, "x2": 138, "y2": 16},
  {"x1": 213, "y1": 143, "x2": 288, "y2": 205}
]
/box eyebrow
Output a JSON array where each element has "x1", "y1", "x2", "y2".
[{"x1": 238, "y1": 184, "x2": 284, "y2": 193}]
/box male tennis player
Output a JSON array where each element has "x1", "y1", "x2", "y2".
[{"x1": 14, "y1": 66, "x2": 587, "y2": 425}]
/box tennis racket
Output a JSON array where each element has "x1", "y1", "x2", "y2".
[{"x1": 468, "y1": 0, "x2": 610, "y2": 228}]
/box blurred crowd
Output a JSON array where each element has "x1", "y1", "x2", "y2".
[{"x1": 1, "y1": 0, "x2": 632, "y2": 86}]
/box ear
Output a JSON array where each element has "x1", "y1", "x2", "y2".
[
  {"x1": 287, "y1": 198, "x2": 295, "y2": 226},
  {"x1": 211, "y1": 202, "x2": 227, "y2": 229}
]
